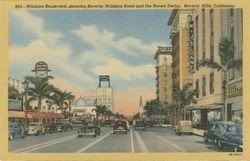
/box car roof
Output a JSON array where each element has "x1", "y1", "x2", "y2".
[{"x1": 210, "y1": 121, "x2": 235, "y2": 125}]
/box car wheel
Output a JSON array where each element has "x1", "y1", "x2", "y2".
[
  {"x1": 233, "y1": 147, "x2": 238, "y2": 152},
  {"x1": 36, "y1": 131, "x2": 39, "y2": 136},
  {"x1": 78, "y1": 135, "x2": 82, "y2": 138},
  {"x1": 175, "y1": 129, "x2": 178, "y2": 135},
  {"x1": 204, "y1": 136, "x2": 208, "y2": 143},
  {"x1": 113, "y1": 131, "x2": 116, "y2": 134},
  {"x1": 93, "y1": 134, "x2": 97, "y2": 138},
  {"x1": 9, "y1": 134, "x2": 14, "y2": 141},
  {"x1": 217, "y1": 140, "x2": 223, "y2": 149},
  {"x1": 125, "y1": 131, "x2": 127, "y2": 134}
]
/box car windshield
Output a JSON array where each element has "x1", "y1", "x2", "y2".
[
  {"x1": 115, "y1": 121, "x2": 126, "y2": 126},
  {"x1": 135, "y1": 121, "x2": 144, "y2": 125},
  {"x1": 228, "y1": 124, "x2": 242, "y2": 134}
]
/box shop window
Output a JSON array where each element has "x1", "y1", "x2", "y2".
[
  {"x1": 210, "y1": 72, "x2": 214, "y2": 94},
  {"x1": 202, "y1": 76, "x2": 206, "y2": 97},
  {"x1": 195, "y1": 79, "x2": 199, "y2": 98}
]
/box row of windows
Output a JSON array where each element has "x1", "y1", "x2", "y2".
[{"x1": 195, "y1": 72, "x2": 214, "y2": 98}]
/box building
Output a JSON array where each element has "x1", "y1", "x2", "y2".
[
  {"x1": 188, "y1": 9, "x2": 243, "y2": 129},
  {"x1": 96, "y1": 75, "x2": 114, "y2": 112},
  {"x1": 154, "y1": 46, "x2": 173, "y2": 123},
  {"x1": 71, "y1": 97, "x2": 96, "y2": 123},
  {"x1": 154, "y1": 46, "x2": 173, "y2": 105},
  {"x1": 167, "y1": 9, "x2": 193, "y2": 90}
]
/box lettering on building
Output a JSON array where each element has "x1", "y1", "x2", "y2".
[
  {"x1": 187, "y1": 15, "x2": 194, "y2": 73},
  {"x1": 228, "y1": 85, "x2": 243, "y2": 97}
]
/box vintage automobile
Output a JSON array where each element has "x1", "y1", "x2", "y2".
[
  {"x1": 56, "y1": 121, "x2": 73, "y2": 132},
  {"x1": 28, "y1": 122, "x2": 45, "y2": 136},
  {"x1": 216, "y1": 123, "x2": 243, "y2": 152},
  {"x1": 78, "y1": 122, "x2": 101, "y2": 138},
  {"x1": 175, "y1": 120, "x2": 193, "y2": 135},
  {"x1": 8, "y1": 122, "x2": 26, "y2": 141},
  {"x1": 133, "y1": 119, "x2": 145, "y2": 131},
  {"x1": 203, "y1": 121, "x2": 235, "y2": 144},
  {"x1": 44, "y1": 122, "x2": 57, "y2": 133},
  {"x1": 113, "y1": 120, "x2": 128, "y2": 134}
]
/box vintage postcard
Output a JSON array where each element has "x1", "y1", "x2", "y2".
[{"x1": 0, "y1": 0, "x2": 249, "y2": 161}]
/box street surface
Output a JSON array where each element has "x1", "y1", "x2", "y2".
[{"x1": 9, "y1": 126, "x2": 231, "y2": 153}]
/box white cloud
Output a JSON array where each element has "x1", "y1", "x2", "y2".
[
  {"x1": 91, "y1": 58, "x2": 155, "y2": 80},
  {"x1": 11, "y1": 11, "x2": 62, "y2": 45}
]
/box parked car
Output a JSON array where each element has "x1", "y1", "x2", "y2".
[
  {"x1": 134, "y1": 119, "x2": 145, "y2": 131},
  {"x1": 78, "y1": 122, "x2": 101, "y2": 138},
  {"x1": 144, "y1": 120, "x2": 159, "y2": 127},
  {"x1": 216, "y1": 123, "x2": 243, "y2": 152},
  {"x1": 44, "y1": 122, "x2": 57, "y2": 133},
  {"x1": 28, "y1": 122, "x2": 45, "y2": 136},
  {"x1": 203, "y1": 121, "x2": 235, "y2": 144},
  {"x1": 113, "y1": 120, "x2": 128, "y2": 134},
  {"x1": 175, "y1": 120, "x2": 193, "y2": 135},
  {"x1": 8, "y1": 122, "x2": 26, "y2": 141}
]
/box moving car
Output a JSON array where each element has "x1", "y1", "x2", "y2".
[
  {"x1": 28, "y1": 122, "x2": 45, "y2": 135},
  {"x1": 56, "y1": 121, "x2": 73, "y2": 132},
  {"x1": 175, "y1": 120, "x2": 193, "y2": 135},
  {"x1": 78, "y1": 122, "x2": 101, "y2": 138},
  {"x1": 113, "y1": 120, "x2": 128, "y2": 134},
  {"x1": 216, "y1": 123, "x2": 243, "y2": 152},
  {"x1": 134, "y1": 119, "x2": 145, "y2": 131},
  {"x1": 44, "y1": 122, "x2": 57, "y2": 133},
  {"x1": 8, "y1": 122, "x2": 26, "y2": 141},
  {"x1": 203, "y1": 121, "x2": 235, "y2": 144}
]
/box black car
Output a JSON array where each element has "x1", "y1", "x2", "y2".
[
  {"x1": 56, "y1": 121, "x2": 73, "y2": 132},
  {"x1": 8, "y1": 122, "x2": 27, "y2": 141},
  {"x1": 78, "y1": 122, "x2": 101, "y2": 138},
  {"x1": 204, "y1": 121, "x2": 235, "y2": 145},
  {"x1": 216, "y1": 123, "x2": 243, "y2": 152},
  {"x1": 134, "y1": 120, "x2": 145, "y2": 131},
  {"x1": 113, "y1": 120, "x2": 128, "y2": 134}
]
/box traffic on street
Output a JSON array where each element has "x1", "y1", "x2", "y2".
[{"x1": 9, "y1": 124, "x2": 235, "y2": 153}]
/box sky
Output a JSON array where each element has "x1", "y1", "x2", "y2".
[{"x1": 9, "y1": 10, "x2": 172, "y2": 116}]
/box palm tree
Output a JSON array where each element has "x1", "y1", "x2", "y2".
[
  {"x1": 173, "y1": 87, "x2": 197, "y2": 122},
  {"x1": 199, "y1": 37, "x2": 242, "y2": 121},
  {"x1": 66, "y1": 94, "x2": 75, "y2": 121},
  {"x1": 24, "y1": 76, "x2": 54, "y2": 122},
  {"x1": 92, "y1": 105, "x2": 107, "y2": 123},
  {"x1": 50, "y1": 88, "x2": 73, "y2": 120}
]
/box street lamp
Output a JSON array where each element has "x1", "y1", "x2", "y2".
[{"x1": 22, "y1": 80, "x2": 29, "y2": 128}]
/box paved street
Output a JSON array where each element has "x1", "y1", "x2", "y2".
[{"x1": 8, "y1": 126, "x2": 231, "y2": 153}]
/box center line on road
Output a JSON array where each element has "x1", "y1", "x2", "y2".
[
  {"x1": 148, "y1": 131, "x2": 186, "y2": 152},
  {"x1": 130, "y1": 128, "x2": 134, "y2": 153},
  {"x1": 134, "y1": 130, "x2": 149, "y2": 152},
  {"x1": 76, "y1": 132, "x2": 111, "y2": 153}
]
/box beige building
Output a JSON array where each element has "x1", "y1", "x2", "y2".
[
  {"x1": 189, "y1": 9, "x2": 243, "y2": 129},
  {"x1": 96, "y1": 87, "x2": 114, "y2": 112},
  {"x1": 168, "y1": 9, "x2": 193, "y2": 90},
  {"x1": 154, "y1": 46, "x2": 173, "y2": 105}
]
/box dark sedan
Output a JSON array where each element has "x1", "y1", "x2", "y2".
[
  {"x1": 44, "y1": 122, "x2": 57, "y2": 133},
  {"x1": 203, "y1": 121, "x2": 235, "y2": 145},
  {"x1": 216, "y1": 123, "x2": 243, "y2": 152},
  {"x1": 8, "y1": 122, "x2": 26, "y2": 141},
  {"x1": 113, "y1": 120, "x2": 128, "y2": 134}
]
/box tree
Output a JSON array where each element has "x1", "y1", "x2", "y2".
[
  {"x1": 92, "y1": 105, "x2": 107, "y2": 123},
  {"x1": 50, "y1": 88, "x2": 74, "y2": 120},
  {"x1": 143, "y1": 99, "x2": 159, "y2": 118},
  {"x1": 8, "y1": 85, "x2": 23, "y2": 99},
  {"x1": 173, "y1": 87, "x2": 197, "y2": 121},
  {"x1": 24, "y1": 76, "x2": 54, "y2": 122},
  {"x1": 199, "y1": 37, "x2": 242, "y2": 121}
]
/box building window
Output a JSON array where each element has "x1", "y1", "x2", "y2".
[
  {"x1": 163, "y1": 72, "x2": 167, "y2": 77},
  {"x1": 195, "y1": 79, "x2": 199, "y2": 98},
  {"x1": 202, "y1": 9, "x2": 206, "y2": 58},
  {"x1": 210, "y1": 9, "x2": 214, "y2": 61},
  {"x1": 230, "y1": 9, "x2": 234, "y2": 17},
  {"x1": 228, "y1": 68, "x2": 235, "y2": 80},
  {"x1": 210, "y1": 72, "x2": 214, "y2": 94},
  {"x1": 202, "y1": 76, "x2": 206, "y2": 97},
  {"x1": 195, "y1": 16, "x2": 199, "y2": 70},
  {"x1": 231, "y1": 26, "x2": 234, "y2": 44},
  {"x1": 163, "y1": 87, "x2": 167, "y2": 92}
]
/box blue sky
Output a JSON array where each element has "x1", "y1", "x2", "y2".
[{"x1": 9, "y1": 10, "x2": 172, "y2": 115}]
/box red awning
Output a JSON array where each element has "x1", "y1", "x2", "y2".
[
  {"x1": 28, "y1": 112, "x2": 64, "y2": 119},
  {"x1": 8, "y1": 111, "x2": 32, "y2": 119}
]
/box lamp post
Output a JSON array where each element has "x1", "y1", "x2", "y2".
[{"x1": 22, "y1": 80, "x2": 29, "y2": 128}]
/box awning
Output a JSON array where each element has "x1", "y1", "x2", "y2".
[
  {"x1": 186, "y1": 103, "x2": 224, "y2": 110},
  {"x1": 28, "y1": 112, "x2": 64, "y2": 119},
  {"x1": 8, "y1": 111, "x2": 32, "y2": 119}
]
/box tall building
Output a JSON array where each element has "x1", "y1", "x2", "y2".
[
  {"x1": 188, "y1": 9, "x2": 243, "y2": 129},
  {"x1": 168, "y1": 9, "x2": 193, "y2": 90},
  {"x1": 154, "y1": 46, "x2": 173, "y2": 106},
  {"x1": 138, "y1": 96, "x2": 144, "y2": 115},
  {"x1": 96, "y1": 75, "x2": 114, "y2": 112}
]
